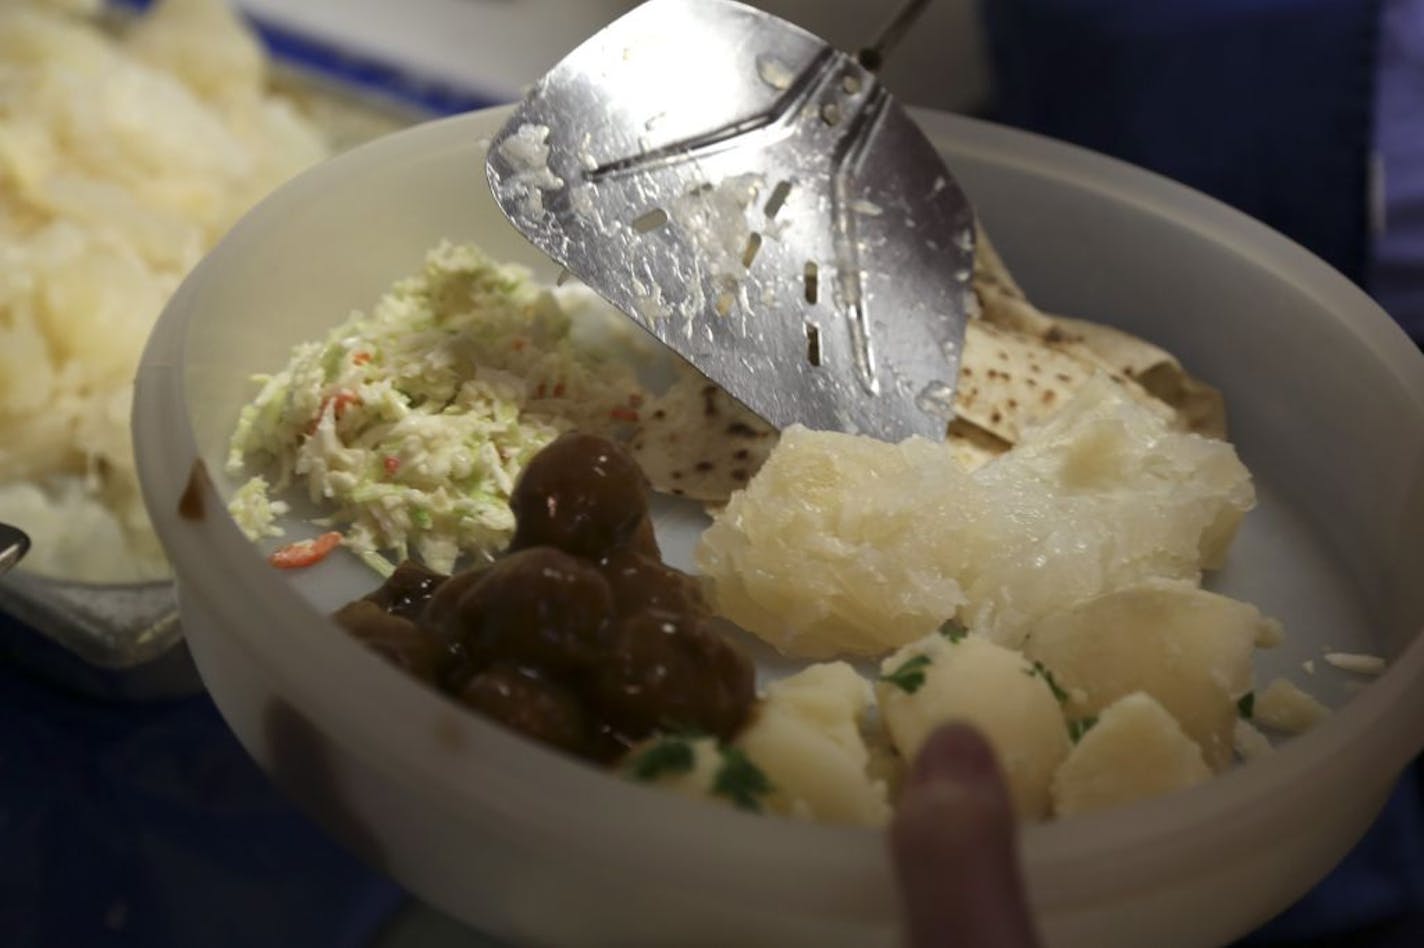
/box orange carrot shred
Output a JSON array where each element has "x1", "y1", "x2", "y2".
[
  {"x1": 269, "y1": 532, "x2": 343, "y2": 570},
  {"x1": 305, "y1": 391, "x2": 361, "y2": 435}
]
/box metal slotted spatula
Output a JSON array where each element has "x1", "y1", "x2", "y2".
[{"x1": 486, "y1": 0, "x2": 973, "y2": 440}]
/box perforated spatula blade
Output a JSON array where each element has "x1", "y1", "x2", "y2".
[{"x1": 486, "y1": 0, "x2": 973, "y2": 440}]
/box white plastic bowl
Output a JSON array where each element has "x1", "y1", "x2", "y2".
[{"x1": 134, "y1": 106, "x2": 1424, "y2": 947}]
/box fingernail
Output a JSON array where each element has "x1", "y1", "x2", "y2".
[{"x1": 910, "y1": 722, "x2": 999, "y2": 786}]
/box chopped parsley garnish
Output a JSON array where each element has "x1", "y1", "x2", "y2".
[
  {"x1": 712, "y1": 746, "x2": 772, "y2": 812},
  {"x1": 1027, "y1": 661, "x2": 1069, "y2": 703},
  {"x1": 1067, "y1": 716, "x2": 1099, "y2": 744},
  {"x1": 1237, "y1": 691, "x2": 1255, "y2": 720},
  {"x1": 880, "y1": 654, "x2": 933, "y2": 694},
  {"x1": 939, "y1": 619, "x2": 967, "y2": 643},
  {"x1": 628, "y1": 737, "x2": 696, "y2": 782}
]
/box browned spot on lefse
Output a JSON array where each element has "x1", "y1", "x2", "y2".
[{"x1": 178, "y1": 458, "x2": 211, "y2": 521}]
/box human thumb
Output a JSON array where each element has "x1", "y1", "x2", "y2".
[{"x1": 889, "y1": 723, "x2": 1042, "y2": 948}]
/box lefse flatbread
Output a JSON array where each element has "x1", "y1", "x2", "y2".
[
  {"x1": 969, "y1": 225, "x2": 1226, "y2": 442},
  {"x1": 954, "y1": 320, "x2": 1173, "y2": 448},
  {"x1": 1046, "y1": 316, "x2": 1226, "y2": 439},
  {"x1": 630, "y1": 373, "x2": 777, "y2": 503},
  {"x1": 631, "y1": 224, "x2": 1227, "y2": 500}
]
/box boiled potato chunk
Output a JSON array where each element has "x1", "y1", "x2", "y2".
[
  {"x1": 876, "y1": 634, "x2": 1070, "y2": 820},
  {"x1": 1255, "y1": 678, "x2": 1330, "y2": 734},
  {"x1": 1233, "y1": 719, "x2": 1275, "y2": 761},
  {"x1": 625, "y1": 663, "x2": 891, "y2": 826},
  {"x1": 736, "y1": 663, "x2": 892, "y2": 827},
  {"x1": 862, "y1": 721, "x2": 907, "y2": 805},
  {"x1": 1051, "y1": 692, "x2": 1211, "y2": 817},
  {"x1": 626, "y1": 735, "x2": 725, "y2": 804},
  {"x1": 1023, "y1": 579, "x2": 1266, "y2": 770}
]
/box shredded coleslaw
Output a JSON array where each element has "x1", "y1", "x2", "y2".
[{"x1": 227, "y1": 242, "x2": 647, "y2": 574}]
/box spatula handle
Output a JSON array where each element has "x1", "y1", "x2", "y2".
[{"x1": 858, "y1": 0, "x2": 935, "y2": 72}]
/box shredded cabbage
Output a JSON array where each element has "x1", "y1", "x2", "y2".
[{"x1": 227, "y1": 242, "x2": 649, "y2": 575}]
